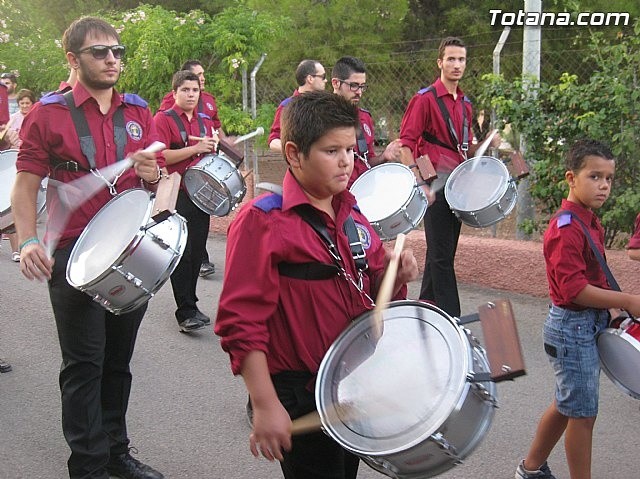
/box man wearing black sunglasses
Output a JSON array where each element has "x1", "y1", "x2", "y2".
[
  {"x1": 330, "y1": 56, "x2": 402, "y2": 188},
  {"x1": 267, "y1": 59, "x2": 327, "y2": 152},
  {"x1": 11, "y1": 16, "x2": 164, "y2": 479}
]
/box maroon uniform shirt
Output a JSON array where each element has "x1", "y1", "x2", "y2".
[
  {"x1": 399, "y1": 77, "x2": 473, "y2": 174},
  {"x1": 158, "y1": 90, "x2": 221, "y2": 131},
  {"x1": 16, "y1": 82, "x2": 163, "y2": 247},
  {"x1": 0, "y1": 83, "x2": 9, "y2": 126},
  {"x1": 153, "y1": 105, "x2": 216, "y2": 181},
  {"x1": 215, "y1": 169, "x2": 407, "y2": 376},
  {"x1": 628, "y1": 213, "x2": 640, "y2": 250},
  {"x1": 348, "y1": 107, "x2": 377, "y2": 188},
  {"x1": 543, "y1": 199, "x2": 610, "y2": 310},
  {"x1": 267, "y1": 90, "x2": 298, "y2": 146}
]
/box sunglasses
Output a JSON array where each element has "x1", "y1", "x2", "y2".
[
  {"x1": 76, "y1": 44, "x2": 126, "y2": 60},
  {"x1": 310, "y1": 73, "x2": 327, "y2": 80}
]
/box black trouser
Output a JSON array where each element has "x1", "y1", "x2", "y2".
[
  {"x1": 49, "y1": 242, "x2": 146, "y2": 479},
  {"x1": 169, "y1": 190, "x2": 210, "y2": 322},
  {"x1": 271, "y1": 372, "x2": 360, "y2": 479},
  {"x1": 419, "y1": 189, "x2": 462, "y2": 317}
]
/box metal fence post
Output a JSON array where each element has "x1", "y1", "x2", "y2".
[
  {"x1": 517, "y1": 0, "x2": 541, "y2": 240},
  {"x1": 250, "y1": 53, "x2": 267, "y2": 195}
]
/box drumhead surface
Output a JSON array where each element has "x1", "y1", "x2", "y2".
[
  {"x1": 316, "y1": 301, "x2": 470, "y2": 454},
  {"x1": 598, "y1": 327, "x2": 640, "y2": 399},
  {"x1": 445, "y1": 156, "x2": 509, "y2": 211},
  {"x1": 350, "y1": 164, "x2": 416, "y2": 221},
  {"x1": 0, "y1": 149, "x2": 18, "y2": 213},
  {"x1": 67, "y1": 189, "x2": 152, "y2": 286}
]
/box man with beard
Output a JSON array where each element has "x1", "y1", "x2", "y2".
[
  {"x1": 11, "y1": 16, "x2": 164, "y2": 479},
  {"x1": 330, "y1": 56, "x2": 402, "y2": 188}
]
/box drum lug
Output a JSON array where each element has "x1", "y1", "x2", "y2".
[
  {"x1": 430, "y1": 432, "x2": 462, "y2": 464},
  {"x1": 366, "y1": 457, "x2": 401, "y2": 477},
  {"x1": 114, "y1": 266, "x2": 145, "y2": 289},
  {"x1": 93, "y1": 293, "x2": 112, "y2": 310},
  {"x1": 471, "y1": 381, "x2": 499, "y2": 407}
]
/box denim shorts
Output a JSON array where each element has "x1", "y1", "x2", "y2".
[{"x1": 543, "y1": 305, "x2": 609, "y2": 417}]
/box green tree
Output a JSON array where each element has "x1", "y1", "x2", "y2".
[{"x1": 480, "y1": 19, "x2": 640, "y2": 245}]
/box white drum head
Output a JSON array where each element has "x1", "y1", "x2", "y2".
[
  {"x1": 445, "y1": 156, "x2": 509, "y2": 212},
  {"x1": 316, "y1": 301, "x2": 470, "y2": 455},
  {"x1": 350, "y1": 164, "x2": 416, "y2": 222},
  {"x1": 68, "y1": 189, "x2": 152, "y2": 286},
  {"x1": 0, "y1": 149, "x2": 18, "y2": 213},
  {"x1": 598, "y1": 327, "x2": 640, "y2": 399}
]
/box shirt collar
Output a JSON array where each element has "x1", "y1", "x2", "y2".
[
  {"x1": 70, "y1": 81, "x2": 122, "y2": 110},
  {"x1": 433, "y1": 77, "x2": 465, "y2": 99},
  {"x1": 560, "y1": 198, "x2": 600, "y2": 227}
]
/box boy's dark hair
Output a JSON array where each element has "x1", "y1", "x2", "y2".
[
  {"x1": 281, "y1": 90, "x2": 358, "y2": 158},
  {"x1": 332, "y1": 56, "x2": 366, "y2": 80},
  {"x1": 438, "y1": 36, "x2": 466, "y2": 59},
  {"x1": 566, "y1": 139, "x2": 615, "y2": 171},
  {"x1": 172, "y1": 70, "x2": 200, "y2": 91},
  {"x1": 62, "y1": 17, "x2": 120, "y2": 54},
  {"x1": 0, "y1": 72, "x2": 17, "y2": 83},
  {"x1": 295, "y1": 60, "x2": 320, "y2": 87},
  {"x1": 180, "y1": 60, "x2": 203, "y2": 71}
]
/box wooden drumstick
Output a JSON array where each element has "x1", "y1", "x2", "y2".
[
  {"x1": 371, "y1": 233, "x2": 406, "y2": 339},
  {"x1": 290, "y1": 411, "x2": 323, "y2": 435}
]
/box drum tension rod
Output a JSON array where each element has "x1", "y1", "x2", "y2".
[{"x1": 457, "y1": 312, "x2": 480, "y2": 325}]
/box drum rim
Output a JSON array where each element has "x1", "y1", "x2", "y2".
[
  {"x1": 66, "y1": 188, "x2": 153, "y2": 288},
  {"x1": 350, "y1": 163, "x2": 426, "y2": 228},
  {"x1": 316, "y1": 300, "x2": 473, "y2": 455},
  {"x1": 444, "y1": 156, "x2": 511, "y2": 212},
  {"x1": 183, "y1": 156, "x2": 245, "y2": 216},
  {"x1": 597, "y1": 327, "x2": 640, "y2": 399}
]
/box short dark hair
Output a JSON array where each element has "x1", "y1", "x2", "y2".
[
  {"x1": 281, "y1": 90, "x2": 358, "y2": 158},
  {"x1": 566, "y1": 139, "x2": 615, "y2": 171},
  {"x1": 16, "y1": 88, "x2": 36, "y2": 103},
  {"x1": 332, "y1": 56, "x2": 366, "y2": 80},
  {"x1": 0, "y1": 72, "x2": 17, "y2": 83},
  {"x1": 172, "y1": 70, "x2": 200, "y2": 91},
  {"x1": 438, "y1": 37, "x2": 466, "y2": 59},
  {"x1": 62, "y1": 16, "x2": 120, "y2": 54},
  {"x1": 295, "y1": 59, "x2": 321, "y2": 86},
  {"x1": 180, "y1": 60, "x2": 203, "y2": 72}
]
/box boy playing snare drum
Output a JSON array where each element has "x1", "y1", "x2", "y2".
[
  {"x1": 515, "y1": 139, "x2": 640, "y2": 479},
  {"x1": 215, "y1": 90, "x2": 418, "y2": 479}
]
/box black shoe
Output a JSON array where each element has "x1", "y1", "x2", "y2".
[
  {"x1": 199, "y1": 261, "x2": 215, "y2": 278},
  {"x1": 0, "y1": 358, "x2": 12, "y2": 373},
  {"x1": 194, "y1": 310, "x2": 211, "y2": 326},
  {"x1": 106, "y1": 452, "x2": 164, "y2": 479},
  {"x1": 178, "y1": 317, "x2": 205, "y2": 333}
]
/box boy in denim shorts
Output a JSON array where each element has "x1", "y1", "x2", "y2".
[{"x1": 515, "y1": 139, "x2": 640, "y2": 479}]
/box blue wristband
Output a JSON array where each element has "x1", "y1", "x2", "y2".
[{"x1": 19, "y1": 236, "x2": 40, "y2": 252}]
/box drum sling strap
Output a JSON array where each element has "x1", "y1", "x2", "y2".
[
  {"x1": 557, "y1": 210, "x2": 634, "y2": 321},
  {"x1": 278, "y1": 204, "x2": 368, "y2": 281},
  {"x1": 52, "y1": 91, "x2": 126, "y2": 174},
  {"x1": 164, "y1": 109, "x2": 205, "y2": 149},
  {"x1": 421, "y1": 87, "x2": 468, "y2": 157},
  {"x1": 355, "y1": 127, "x2": 370, "y2": 168}
]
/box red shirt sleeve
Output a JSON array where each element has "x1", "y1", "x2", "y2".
[{"x1": 629, "y1": 213, "x2": 640, "y2": 249}]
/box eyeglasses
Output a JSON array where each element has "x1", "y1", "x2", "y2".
[
  {"x1": 310, "y1": 73, "x2": 327, "y2": 80},
  {"x1": 338, "y1": 80, "x2": 368, "y2": 92},
  {"x1": 76, "y1": 45, "x2": 126, "y2": 60}
]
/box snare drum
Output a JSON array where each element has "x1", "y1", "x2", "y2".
[
  {"x1": 0, "y1": 149, "x2": 47, "y2": 233},
  {"x1": 183, "y1": 153, "x2": 246, "y2": 217},
  {"x1": 444, "y1": 156, "x2": 517, "y2": 228},
  {"x1": 66, "y1": 188, "x2": 187, "y2": 315},
  {"x1": 598, "y1": 319, "x2": 640, "y2": 399},
  {"x1": 316, "y1": 301, "x2": 497, "y2": 478},
  {"x1": 349, "y1": 163, "x2": 427, "y2": 241}
]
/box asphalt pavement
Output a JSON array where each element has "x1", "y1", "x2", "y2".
[{"x1": 1, "y1": 232, "x2": 638, "y2": 479}]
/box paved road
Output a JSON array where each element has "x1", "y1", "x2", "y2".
[{"x1": 1, "y1": 232, "x2": 638, "y2": 479}]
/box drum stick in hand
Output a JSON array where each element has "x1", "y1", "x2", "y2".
[
  {"x1": 372, "y1": 233, "x2": 406, "y2": 339},
  {"x1": 473, "y1": 129, "x2": 498, "y2": 158}
]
